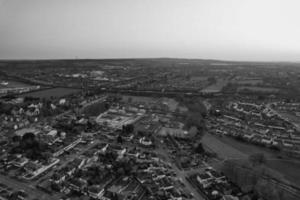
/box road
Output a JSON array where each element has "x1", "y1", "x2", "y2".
[
  {"x1": 0, "y1": 173, "x2": 60, "y2": 200},
  {"x1": 35, "y1": 138, "x2": 101, "y2": 184},
  {"x1": 0, "y1": 137, "x2": 101, "y2": 200},
  {"x1": 1, "y1": 136, "x2": 207, "y2": 200},
  {"x1": 80, "y1": 95, "x2": 107, "y2": 109},
  {"x1": 154, "y1": 139, "x2": 206, "y2": 200},
  {"x1": 94, "y1": 137, "x2": 207, "y2": 200},
  {"x1": 2, "y1": 120, "x2": 206, "y2": 200}
]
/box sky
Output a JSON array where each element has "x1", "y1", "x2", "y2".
[{"x1": 0, "y1": 0, "x2": 299, "y2": 61}]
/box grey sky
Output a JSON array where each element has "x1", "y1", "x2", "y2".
[{"x1": 0, "y1": 0, "x2": 299, "y2": 61}]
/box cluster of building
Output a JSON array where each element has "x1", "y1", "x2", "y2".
[
  {"x1": 0, "y1": 90, "x2": 212, "y2": 200},
  {"x1": 208, "y1": 100, "x2": 300, "y2": 157},
  {"x1": 0, "y1": 81, "x2": 40, "y2": 96},
  {"x1": 0, "y1": 95, "x2": 73, "y2": 133},
  {"x1": 96, "y1": 106, "x2": 145, "y2": 129},
  {"x1": 35, "y1": 141, "x2": 193, "y2": 200},
  {"x1": 188, "y1": 167, "x2": 249, "y2": 200}
]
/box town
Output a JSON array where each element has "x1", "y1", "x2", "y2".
[{"x1": 0, "y1": 59, "x2": 300, "y2": 200}]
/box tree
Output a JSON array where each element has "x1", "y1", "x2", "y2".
[
  {"x1": 128, "y1": 97, "x2": 133, "y2": 103},
  {"x1": 0, "y1": 102, "x2": 13, "y2": 115},
  {"x1": 249, "y1": 153, "x2": 266, "y2": 166},
  {"x1": 117, "y1": 135, "x2": 123, "y2": 144},
  {"x1": 116, "y1": 167, "x2": 125, "y2": 176},
  {"x1": 208, "y1": 76, "x2": 217, "y2": 84},
  {"x1": 41, "y1": 151, "x2": 52, "y2": 162},
  {"x1": 21, "y1": 132, "x2": 36, "y2": 148},
  {"x1": 122, "y1": 124, "x2": 134, "y2": 134},
  {"x1": 111, "y1": 193, "x2": 119, "y2": 200},
  {"x1": 194, "y1": 143, "x2": 205, "y2": 154},
  {"x1": 11, "y1": 135, "x2": 21, "y2": 143},
  {"x1": 255, "y1": 179, "x2": 284, "y2": 200},
  {"x1": 51, "y1": 182, "x2": 61, "y2": 191},
  {"x1": 12, "y1": 132, "x2": 48, "y2": 160},
  {"x1": 184, "y1": 112, "x2": 206, "y2": 139},
  {"x1": 221, "y1": 160, "x2": 288, "y2": 200}
]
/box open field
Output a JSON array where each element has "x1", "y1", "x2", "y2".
[
  {"x1": 212, "y1": 135, "x2": 278, "y2": 159},
  {"x1": 122, "y1": 95, "x2": 188, "y2": 112},
  {"x1": 235, "y1": 79, "x2": 263, "y2": 85},
  {"x1": 0, "y1": 80, "x2": 31, "y2": 89},
  {"x1": 161, "y1": 97, "x2": 188, "y2": 112},
  {"x1": 190, "y1": 76, "x2": 207, "y2": 81},
  {"x1": 267, "y1": 160, "x2": 300, "y2": 186},
  {"x1": 202, "y1": 134, "x2": 248, "y2": 159},
  {"x1": 201, "y1": 78, "x2": 228, "y2": 93},
  {"x1": 237, "y1": 86, "x2": 279, "y2": 93},
  {"x1": 203, "y1": 134, "x2": 300, "y2": 186},
  {"x1": 122, "y1": 95, "x2": 157, "y2": 104},
  {"x1": 19, "y1": 87, "x2": 81, "y2": 99},
  {"x1": 81, "y1": 101, "x2": 107, "y2": 116}
]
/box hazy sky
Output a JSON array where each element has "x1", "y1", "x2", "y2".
[{"x1": 0, "y1": 0, "x2": 299, "y2": 61}]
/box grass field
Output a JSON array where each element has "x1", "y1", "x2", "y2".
[
  {"x1": 19, "y1": 87, "x2": 81, "y2": 99},
  {"x1": 0, "y1": 80, "x2": 31, "y2": 89},
  {"x1": 266, "y1": 160, "x2": 300, "y2": 186},
  {"x1": 201, "y1": 78, "x2": 228, "y2": 93},
  {"x1": 190, "y1": 76, "x2": 207, "y2": 81},
  {"x1": 237, "y1": 86, "x2": 279, "y2": 93},
  {"x1": 213, "y1": 135, "x2": 278, "y2": 159},
  {"x1": 122, "y1": 95, "x2": 156, "y2": 104},
  {"x1": 235, "y1": 79, "x2": 263, "y2": 85},
  {"x1": 202, "y1": 134, "x2": 248, "y2": 159},
  {"x1": 203, "y1": 134, "x2": 300, "y2": 186},
  {"x1": 82, "y1": 101, "x2": 107, "y2": 116},
  {"x1": 122, "y1": 95, "x2": 188, "y2": 112}
]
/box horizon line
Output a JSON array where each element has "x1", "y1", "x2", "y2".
[{"x1": 0, "y1": 57, "x2": 300, "y2": 64}]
